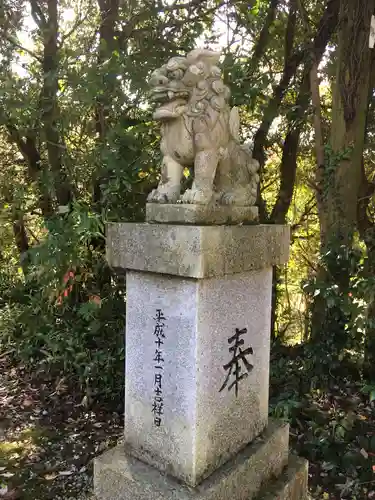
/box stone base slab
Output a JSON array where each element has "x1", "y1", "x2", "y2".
[
  {"x1": 257, "y1": 455, "x2": 309, "y2": 499},
  {"x1": 146, "y1": 203, "x2": 259, "y2": 225},
  {"x1": 94, "y1": 421, "x2": 289, "y2": 500}
]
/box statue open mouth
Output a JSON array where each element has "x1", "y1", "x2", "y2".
[
  {"x1": 150, "y1": 87, "x2": 169, "y2": 102},
  {"x1": 153, "y1": 99, "x2": 187, "y2": 120},
  {"x1": 150, "y1": 87, "x2": 190, "y2": 104}
]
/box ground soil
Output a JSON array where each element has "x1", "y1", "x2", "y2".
[{"x1": 1, "y1": 352, "x2": 375, "y2": 499}]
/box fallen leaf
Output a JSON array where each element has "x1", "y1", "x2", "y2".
[
  {"x1": 58, "y1": 471, "x2": 73, "y2": 476},
  {"x1": 44, "y1": 473, "x2": 57, "y2": 481},
  {"x1": 321, "y1": 461, "x2": 335, "y2": 471}
]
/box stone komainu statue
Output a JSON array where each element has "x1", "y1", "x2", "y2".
[{"x1": 147, "y1": 49, "x2": 260, "y2": 206}]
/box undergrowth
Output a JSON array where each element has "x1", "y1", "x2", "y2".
[{"x1": 0, "y1": 204, "x2": 126, "y2": 404}]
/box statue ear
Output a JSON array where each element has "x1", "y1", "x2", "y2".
[
  {"x1": 166, "y1": 56, "x2": 188, "y2": 72},
  {"x1": 186, "y1": 49, "x2": 221, "y2": 67}
]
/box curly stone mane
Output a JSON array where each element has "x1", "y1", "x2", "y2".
[{"x1": 149, "y1": 50, "x2": 230, "y2": 112}]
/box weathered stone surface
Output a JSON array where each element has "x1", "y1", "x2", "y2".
[
  {"x1": 146, "y1": 203, "x2": 258, "y2": 225},
  {"x1": 106, "y1": 223, "x2": 289, "y2": 278},
  {"x1": 146, "y1": 203, "x2": 259, "y2": 225},
  {"x1": 257, "y1": 455, "x2": 309, "y2": 500},
  {"x1": 124, "y1": 268, "x2": 272, "y2": 485},
  {"x1": 94, "y1": 420, "x2": 289, "y2": 500},
  {"x1": 147, "y1": 49, "x2": 259, "y2": 207}
]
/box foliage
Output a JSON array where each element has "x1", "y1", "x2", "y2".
[
  {"x1": 1, "y1": 1, "x2": 375, "y2": 498},
  {"x1": 0, "y1": 204, "x2": 126, "y2": 400},
  {"x1": 270, "y1": 345, "x2": 375, "y2": 499},
  {"x1": 0, "y1": 0, "x2": 374, "y2": 417},
  {"x1": 0, "y1": 0, "x2": 220, "y2": 402},
  {"x1": 301, "y1": 244, "x2": 375, "y2": 384}
]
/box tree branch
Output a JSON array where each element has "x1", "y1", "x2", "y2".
[
  {"x1": 252, "y1": 0, "x2": 339, "y2": 221},
  {"x1": 291, "y1": 195, "x2": 317, "y2": 232},
  {"x1": 1, "y1": 33, "x2": 43, "y2": 62},
  {"x1": 284, "y1": 0, "x2": 297, "y2": 66},
  {"x1": 248, "y1": 0, "x2": 280, "y2": 72},
  {"x1": 29, "y1": 0, "x2": 47, "y2": 29},
  {"x1": 357, "y1": 55, "x2": 375, "y2": 243},
  {"x1": 252, "y1": 0, "x2": 339, "y2": 170},
  {"x1": 252, "y1": 0, "x2": 299, "y2": 220},
  {"x1": 59, "y1": 12, "x2": 89, "y2": 48},
  {"x1": 310, "y1": 62, "x2": 325, "y2": 167},
  {"x1": 0, "y1": 113, "x2": 54, "y2": 217},
  {"x1": 268, "y1": 0, "x2": 340, "y2": 224}
]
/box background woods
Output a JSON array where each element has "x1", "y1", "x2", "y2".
[{"x1": 1, "y1": 0, "x2": 375, "y2": 498}]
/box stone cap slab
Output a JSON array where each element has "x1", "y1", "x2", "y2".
[
  {"x1": 146, "y1": 203, "x2": 259, "y2": 225},
  {"x1": 106, "y1": 223, "x2": 290, "y2": 278}
]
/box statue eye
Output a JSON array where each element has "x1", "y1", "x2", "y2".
[{"x1": 172, "y1": 69, "x2": 184, "y2": 80}]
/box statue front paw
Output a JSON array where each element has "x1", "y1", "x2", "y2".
[
  {"x1": 181, "y1": 187, "x2": 214, "y2": 205},
  {"x1": 219, "y1": 188, "x2": 254, "y2": 206},
  {"x1": 147, "y1": 188, "x2": 169, "y2": 204},
  {"x1": 147, "y1": 185, "x2": 181, "y2": 204},
  {"x1": 219, "y1": 191, "x2": 236, "y2": 205}
]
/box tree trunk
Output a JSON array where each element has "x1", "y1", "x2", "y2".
[
  {"x1": 311, "y1": 0, "x2": 374, "y2": 345},
  {"x1": 41, "y1": 0, "x2": 73, "y2": 208},
  {"x1": 12, "y1": 215, "x2": 29, "y2": 273},
  {"x1": 267, "y1": 0, "x2": 339, "y2": 337},
  {"x1": 5, "y1": 121, "x2": 54, "y2": 217},
  {"x1": 358, "y1": 162, "x2": 375, "y2": 379},
  {"x1": 95, "y1": 0, "x2": 119, "y2": 140},
  {"x1": 320, "y1": 0, "x2": 373, "y2": 249},
  {"x1": 93, "y1": 0, "x2": 120, "y2": 207},
  {"x1": 247, "y1": 0, "x2": 280, "y2": 76},
  {"x1": 357, "y1": 51, "x2": 375, "y2": 379}
]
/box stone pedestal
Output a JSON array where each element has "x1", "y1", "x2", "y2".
[
  {"x1": 94, "y1": 219, "x2": 308, "y2": 500},
  {"x1": 145, "y1": 203, "x2": 259, "y2": 225}
]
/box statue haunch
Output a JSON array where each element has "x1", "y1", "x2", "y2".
[{"x1": 147, "y1": 49, "x2": 260, "y2": 206}]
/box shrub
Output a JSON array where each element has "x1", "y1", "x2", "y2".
[{"x1": 0, "y1": 203, "x2": 126, "y2": 403}]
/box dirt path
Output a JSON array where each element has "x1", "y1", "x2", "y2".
[{"x1": 0, "y1": 359, "x2": 122, "y2": 500}]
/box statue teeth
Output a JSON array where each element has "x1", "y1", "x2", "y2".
[{"x1": 168, "y1": 91, "x2": 174, "y2": 99}]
